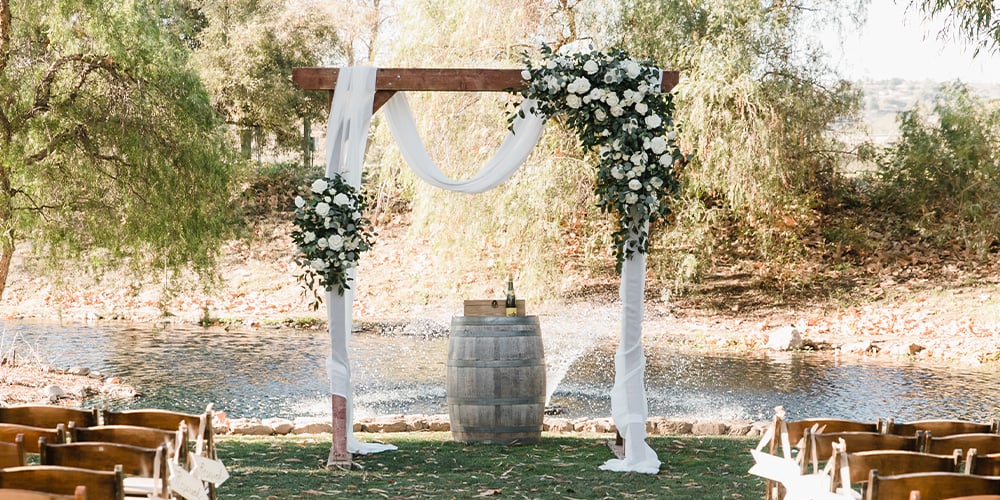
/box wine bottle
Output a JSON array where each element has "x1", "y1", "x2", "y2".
[{"x1": 505, "y1": 277, "x2": 517, "y2": 317}]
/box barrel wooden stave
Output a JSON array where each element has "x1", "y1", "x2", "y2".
[{"x1": 447, "y1": 316, "x2": 545, "y2": 444}]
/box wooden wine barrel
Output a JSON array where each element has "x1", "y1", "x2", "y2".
[{"x1": 447, "y1": 315, "x2": 546, "y2": 444}]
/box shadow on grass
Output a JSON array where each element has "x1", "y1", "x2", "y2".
[{"x1": 217, "y1": 432, "x2": 763, "y2": 499}]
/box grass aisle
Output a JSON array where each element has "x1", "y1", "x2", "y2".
[{"x1": 217, "y1": 432, "x2": 763, "y2": 499}]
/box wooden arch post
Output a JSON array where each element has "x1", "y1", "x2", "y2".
[{"x1": 291, "y1": 66, "x2": 679, "y2": 469}]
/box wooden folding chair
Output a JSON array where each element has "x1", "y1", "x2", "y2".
[
  {"x1": 866, "y1": 471, "x2": 1000, "y2": 500},
  {"x1": 102, "y1": 405, "x2": 216, "y2": 460},
  {"x1": 68, "y1": 423, "x2": 189, "y2": 467},
  {"x1": 0, "y1": 434, "x2": 26, "y2": 467},
  {"x1": 884, "y1": 419, "x2": 999, "y2": 437},
  {"x1": 102, "y1": 406, "x2": 220, "y2": 499},
  {"x1": 830, "y1": 446, "x2": 960, "y2": 496},
  {"x1": 0, "y1": 406, "x2": 98, "y2": 429},
  {"x1": 800, "y1": 429, "x2": 923, "y2": 475},
  {"x1": 925, "y1": 433, "x2": 1000, "y2": 456},
  {"x1": 0, "y1": 423, "x2": 66, "y2": 453},
  {"x1": 760, "y1": 408, "x2": 881, "y2": 499},
  {"x1": 39, "y1": 437, "x2": 169, "y2": 499},
  {"x1": 0, "y1": 465, "x2": 123, "y2": 500},
  {"x1": 0, "y1": 486, "x2": 86, "y2": 499},
  {"x1": 964, "y1": 449, "x2": 1000, "y2": 476}
]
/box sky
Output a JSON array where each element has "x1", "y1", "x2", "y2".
[{"x1": 824, "y1": 0, "x2": 1000, "y2": 83}]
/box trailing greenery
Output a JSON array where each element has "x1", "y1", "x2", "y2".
[
  {"x1": 0, "y1": 0, "x2": 241, "y2": 298},
  {"x1": 513, "y1": 44, "x2": 683, "y2": 271},
  {"x1": 216, "y1": 433, "x2": 763, "y2": 499},
  {"x1": 864, "y1": 83, "x2": 1000, "y2": 258}
]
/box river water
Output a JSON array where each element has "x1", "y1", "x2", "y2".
[{"x1": 2, "y1": 319, "x2": 998, "y2": 423}]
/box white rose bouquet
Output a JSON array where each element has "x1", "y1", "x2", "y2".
[
  {"x1": 291, "y1": 174, "x2": 376, "y2": 307},
  {"x1": 512, "y1": 44, "x2": 684, "y2": 271}
]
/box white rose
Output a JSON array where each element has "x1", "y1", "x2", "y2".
[
  {"x1": 645, "y1": 114, "x2": 662, "y2": 129},
  {"x1": 610, "y1": 106, "x2": 624, "y2": 117},
  {"x1": 521, "y1": 69, "x2": 531, "y2": 80},
  {"x1": 294, "y1": 196, "x2": 305, "y2": 208},
  {"x1": 594, "y1": 108, "x2": 607, "y2": 121},
  {"x1": 303, "y1": 231, "x2": 316, "y2": 243},
  {"x1": 624, "y1": 60, "x2": 641, "y2": 79},
  {"x1": 604, "y1": 93, "x2": 620, "y2": 107},
  {"x1": 566, "y1": 94, "x2": 582, "y2": 109},
  {"x1": 628, "y1": 179, "x2": 643, "y2": 191},
  {"x1": 588, "y1": 88, "x2": 604, "y2": 101},
  {"x1": 333, "y1": 193, "x2": 350, "y2": 206},
  {"x1": 667, "y1": 130, "x2": 677, "y2": 140},
  {"x1": 630, "y1": 152, "x2": 646, "y2": 164},
  {"x1": 649, "y1": 136, "x2": 668, "y2": 154},
  {"x1": 546, "y1": 60, "x2": 557, "y2": 69},
  {"x1": 571, "y1": 77, "x2": 590, "y2": 94},
  {"x1": 310, "y1": 259, "x2": 327, "y2": 270},
  {"x1": 635, "y1": 102, "x2": 649, "y2": 115},
  {"x1": 327, "y1": 234, "x2": 344, "y2": 250},
  {"x1": 659, "y1": 154, "x2": 672, "y2": 166},
  {"x1": 316, "y1": 238, "x2": 328, "y2": 249},
  {"x1": 583, "y1": 59, "x2": 599, "y2": 74},
  {"x1": 611, "y1": 167, "x2": 624, "y2": 180},
  {"x1": 314, "y1": 202, "x2": 331, "y2": 217},
  {"x1": 625, "y1": 192, "x2": 639, "y2": 204},
  {"x1": 650, "y1": 177, "x2": 664, "y2": 188},
  {"x1": 545, "y1": 76, "x2": 560, "y2": 93},
  {"x1": 311, "y1": 179, "x2": 328, "y2": 193}
]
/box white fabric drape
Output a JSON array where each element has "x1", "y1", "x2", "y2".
[
  {"x1": 383, "y1": 93, "x2": 545, "y2": 193},
  {"x1": 321, "y1": 65, "x2": 659, "y2": 472},
  {"x1": 600, "y1": 214, "x2": 660, "y2": 474},
  {"x1": 323, "y1": 66, "x2": 395, "y2": 455}
]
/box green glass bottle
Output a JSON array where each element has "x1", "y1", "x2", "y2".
[{"x1": 505, "y1": 277, "x2": 517, "y2": 317}]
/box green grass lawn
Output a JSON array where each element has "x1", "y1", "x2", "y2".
[{"x1": 216, "y1": 432, "x2": 763, "y2": 499}]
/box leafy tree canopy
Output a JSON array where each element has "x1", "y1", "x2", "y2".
[
  {"x1": 0, "y1": 0, "x2": 240, "y2": 297},
  {"x1": 912, "y1": 0, "x2": 1000, "y2": 55}
]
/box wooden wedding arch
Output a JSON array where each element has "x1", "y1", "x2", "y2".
[{"x1": 292, "y1": 66, "x2": 680, "y2": 468}]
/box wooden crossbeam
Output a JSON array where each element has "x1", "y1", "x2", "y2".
[{"x1": 292, "y1": 67, "x2": 680, "y2": 111}]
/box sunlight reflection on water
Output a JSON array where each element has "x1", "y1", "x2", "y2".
[{"x1": 2, "y1": 319, "x2": 999, "y2": 422}]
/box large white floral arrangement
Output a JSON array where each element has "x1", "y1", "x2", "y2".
[
  {"x1": 512, "y1": 44, "x2": 682, "y2": 271},
  {"x1": 291, "y1": 174, "x2": 376, "y2": 307}
]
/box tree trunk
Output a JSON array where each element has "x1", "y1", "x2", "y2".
[{"x1": 0, "y1": 233, "x2": 13, "y2": 301}]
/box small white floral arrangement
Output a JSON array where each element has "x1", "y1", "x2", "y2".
[
  {"x1": 512, "y1": 44, "x2": 683, "y2": 271},
  {"x1": 291, "y1": 174, "x2": 376, "y2": 307}
]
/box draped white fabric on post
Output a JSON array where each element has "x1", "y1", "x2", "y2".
[
  {"x1": 600, "y1": 215, "x2": 660, "y2": 473},
  {"x1": 323, "y1": 66, "x2": 396, "y2": 455},
  {"x1": 321, "y1": 65, "x2": 659, "y2": 471}
]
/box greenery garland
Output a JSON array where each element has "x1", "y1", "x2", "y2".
[
  {"x1": 291, "y1": 174, "x2": 376, "y2": 307},
  {"x1": 511, "y1": 44, "x2": 682, "y2": 271}
]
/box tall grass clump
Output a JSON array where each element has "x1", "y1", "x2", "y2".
[{"x1": 864, "y1": 83, "x2": 1000, "y2": 259}]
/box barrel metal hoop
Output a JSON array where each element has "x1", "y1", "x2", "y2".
[
  {"x1": 452, "y1": 329, "x2": 540, "y2": 338},
  {"x1": 448, "y1": 397, "x2": 546, "y2": 405},
  {"x1": 447, "y1": 359, "x2": 545, "y2": 368},
  {"x1": 451, "y1": 425, "x2": 542, "y2": 433}
]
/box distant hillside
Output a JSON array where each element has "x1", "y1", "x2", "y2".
[{"x1": 856, "y1": 79, "x2": 1000, "y2": 144}]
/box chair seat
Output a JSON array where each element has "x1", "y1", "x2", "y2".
[{"x1": 122, "y1": 476, "x2": 158, "y2": 495}]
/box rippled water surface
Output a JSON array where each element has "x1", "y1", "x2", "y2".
[{"x1": 2, "y1": 319, "x2": 998, "y2": 422}]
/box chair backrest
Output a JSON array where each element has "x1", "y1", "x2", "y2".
[
  {"x1": 779, "y1": 418, "x2": 882, "y2": 452},
  {"x1": 833, "y1": 449, "x2": 961, "y2": 493},
  {"x1": 68, "y1": 423, "x2": 188, "y2": 466},
  {"x1": 0, "y1": 406, "x2": 98, "y2": 429},
  {"x1": 0, "y1": 486, "x2": 86, "y2": 500},
  {"x1": 885, "y1": 419, "x2": 999, "y2": 437},
  {"x1": 102, "y1": 405, "x2": 215, "y2": 458},
  {"x1": 0, "y1": 465, "x2": 122, "y2": 500},
  {"x1": 0, "y1": 433, "x2": 26, "y2": 467},
  {"x1": 802, "y1": 429, "x2": 923, "y2": 473},
  {"x1": 38, "y1": 437, "x2": 168, "y2": 496},
  {"x1": 965, "y1": 449, "x2": 1000, "y2": 476},
  {"x1": 0, "y1": 423, "x2": 66, "y2": 453},
  {"x1": 865, "y1": 471, "x2": 1000, "y2": 500},
  {"x1": 925, "y1": 433, "x2": 1000, "y2": 456}
]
